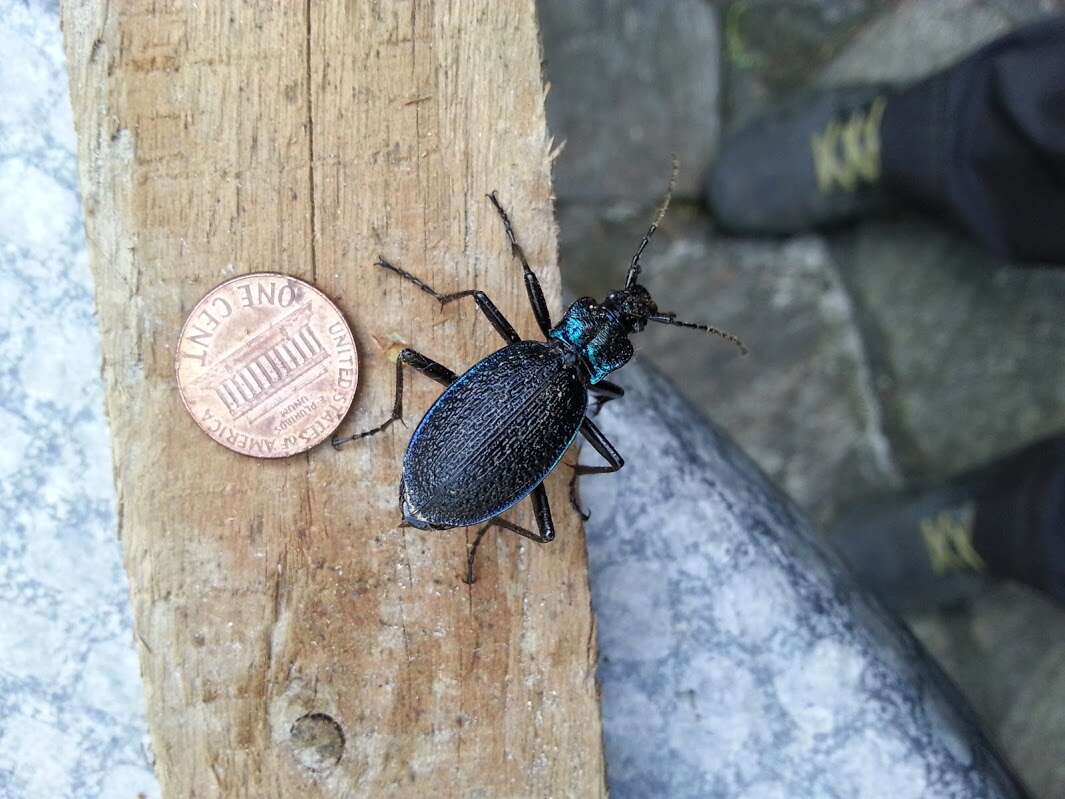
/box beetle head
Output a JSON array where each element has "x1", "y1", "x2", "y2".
[
  {"x1": 613, "y1": 158, "x2": 748, "y2": 355},
  {"x1": 603, "y1": 285, "x2": 657, "y2": 333}
]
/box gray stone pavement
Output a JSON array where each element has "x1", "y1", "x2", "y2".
[
  {"x1": 542, "y1": 1, "x2": 1065, "y2": 797},
  {"x1": 539, "y1": 0, "x2": 720, "y2": 202}
]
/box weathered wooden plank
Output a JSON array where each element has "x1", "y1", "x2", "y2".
[{"x1": 62, "y1": 1, "x2": 605, "y2": 795}]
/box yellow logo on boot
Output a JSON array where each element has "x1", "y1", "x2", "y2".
[
  {"x1": 920, "y1": 504, "x2": 986, "y2": 574},
  {"x1": 812, "y1": 96, "x2": 887, "y2": 193}
]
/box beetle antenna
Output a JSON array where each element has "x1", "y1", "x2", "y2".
[
  {"x1": 625, "y1": 155, "x2": 679, "y2": 288},
  {"x1": 649, "y1": 312, "x2": 748, "y2": 355}
]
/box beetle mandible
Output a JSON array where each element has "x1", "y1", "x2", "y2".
[{"x1": 332, "y1": 164, "x2": 746, "y2": 583}]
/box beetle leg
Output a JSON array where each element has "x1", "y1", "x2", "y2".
[
  {"x1": 486, "y1": 192, "x2": 553, "y2": 338},
  {"x1": 569, "y1": 416, "x2": 626, "y2": 520},
  {"x1": 331, "y1": 348, "x2": 455, "y2": 448},
  {"x1": 465, "y1": 525, "x2": 493, "y2": 584},
  {"x1": 568, "y1": 473, "x2": 590, "y2": 522},
  {"x1": 375, "y1": 258, "x2": 521, "y2": 344},
  {"x1": 464, "y1": 484, "x2": 555, "y2": 584},
  {"x1": 434, "y1": 290, "x2": 520, "y2": 344},
  {"x1": 589, "y1": 379, "x2": 625, "y2": 416},
  {"x1": 574, "y1": 416, "x2": 625, "y2": 475}
]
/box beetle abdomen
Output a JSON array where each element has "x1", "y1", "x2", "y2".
[{"x1": 402, "y1": 340, "x2": 586, "y2": 528}]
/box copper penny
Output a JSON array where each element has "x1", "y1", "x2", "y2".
[{"x1": 175, "y1": 273, "x2": 358, "y2": 458}]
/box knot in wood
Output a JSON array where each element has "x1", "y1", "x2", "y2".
[{"x1": 289, "y1": 712, "x2": 345, "y2": 772}]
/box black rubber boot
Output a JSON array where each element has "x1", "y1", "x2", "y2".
[
  {"x1": 706, "y1": 86, "x2": 896, "y2": 234},
  {"x1": 828, "y1": 435, "x2": 1065, "y2": 614},
  {"x1": 828, "y1": 484, "x2": 993, "y2": 614}
]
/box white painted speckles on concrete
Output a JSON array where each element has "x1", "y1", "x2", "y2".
[
  {"x1": 0, "y1": 160, "x2": 80, "y2": 254},
  {"x1": 98, "y1": 765, "x2": 162, "y2": 799},
  {"x1": 0, "y1": 409, "x2": 30, "y2": 477},
  {"x1": 710, "y1": 563, "x2": 798, "y2": 645},
  {"x1": 669, "y1": 652, "x2": 772, "y2": 778},
  {"x1": 827, "y1": 728, "x2": 931, "y2": 799},
  {"x1": 0, "y1": 2, "x2": 158, "y2": 797},
  {"x1": 0, "y1": 714, "x2": 81, "y2": 799},
  {"x1": 0, "y1": 6, "x2": 72, "y2": 161},
  {"x1": 0, "y1": 33, "x2": 51, "y2": 130},
  {"x1": 594, "y1": 561, "x2": 674, "y2": 661},
  {"x1": 774, "y1": 637, "x2": 866, "y2": 740},
  {"x1": 597, "y1": 682, "x2": 664, "y2": 784},
  {"x1": 736, "y1": 782, "x2": 791, "y2": 799},
  {"x1": 0, "y1": 603, "x2": 71, "y2": 684},
  {"x1": 18, "y1": 310, "x2": 101, "y2": 398},
  {"x1": 77, "y1": 638, "x2": 146, "y2": 718}
]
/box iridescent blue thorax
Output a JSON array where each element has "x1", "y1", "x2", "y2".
[{"x1": 549, "y1": 297, "x2": 635, "y2": 384}]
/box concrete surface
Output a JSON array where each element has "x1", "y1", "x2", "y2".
[
  {"x1": 584, "y1": 363, "x2": 1026, "y2": 799},
  {"x1": 0, "y1": 2, "x2": 157, "y2": 796}
]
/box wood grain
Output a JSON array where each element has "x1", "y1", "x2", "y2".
[{"x1": 61, "y1": 2, "x2": 605, "y2": 796}]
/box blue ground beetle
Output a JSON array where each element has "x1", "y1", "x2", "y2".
[{"x1": 332, "y1": 170, "x2": 745, "y2": 583}]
